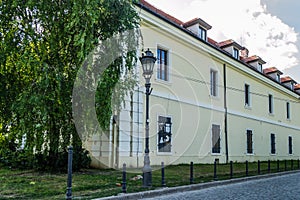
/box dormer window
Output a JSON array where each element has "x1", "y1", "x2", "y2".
[
  {"x1": 276, "y1": 74, "x2": 281, "y2": 82},
  {"x1": 217, "y1": 39, "x2": 243, "y2": 60},
  {"x1": 198, "y1": 26, "x2": 207, "y2": 41},
  {"x1": 258, "y1": 63, "x2": 263, "y2": 72},
  {"x1": 183, "y1": 18, "x2": 212, "y2": 42},
  {"x1": 263, "y1": 67, "x2": 282, "y2": 82},
  {"x1": 280, "y1": 76, "x2": 296, "y2": 90},
  {"x1": 243, "y1": 55, "x2": 266, "y2": 72},
  {"x1": 233, "y1": 48, "x2": 239, "y2": 59}
]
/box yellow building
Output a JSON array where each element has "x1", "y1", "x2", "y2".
[{"x1": 87, "y1": 0, "x2": 300, "y2": 169}]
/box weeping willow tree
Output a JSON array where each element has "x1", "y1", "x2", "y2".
[{"x1": 0, "y1": 0, "x2": 140, "y2": 171}]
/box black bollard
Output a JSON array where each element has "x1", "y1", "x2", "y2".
[
  {"x1": 246, "y1": 160, "x2": 249, "y2": 176},
  {"x1": 66, "y1": 146, "x2": 73, "y2": 200},
  {"x1": 122, "y1": 163, "x2": 126, "y2": 193},
  {"x1": 190, "y1": 162, "x2": 194, "y2": 184},
  {"x1": 268, "y1": 160, "x2": 271, "y2": 173},
  {"x1": 230, "y1": 161, "x2": 233, "y2": 179},
  {"x1": 161, "y1": 162, "x2": 166, "y2": 187},
  {"x1": 258, "y1": 160, "x2": 260, "y2": 175},
  {"x1": 291, "y1": 159, "x2": 293, "y2": 170},
  {"x1": 214, "y1": 161, "x2": 218, "y2": 181},
  {"x1": 277, "y1": 160, "x2": 280, "y2": 172}
]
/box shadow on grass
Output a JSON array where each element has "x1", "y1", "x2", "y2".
[{"x1": 0, "y1": 160, "x2": 299, "y2": 199}]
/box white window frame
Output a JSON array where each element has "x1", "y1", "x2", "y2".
[
  {"x1": 286, "y1": 102, "x2": 291, "y2": 120},
  {"x1": 198, "y1": 26, "x2": 207, "y2": 41},
  {"x1": 233, "y1": 48, "x2": 239, "y2": 59},
  {"x1": 210, "y1": 69, "x2": 218, "y2": 97},
  {"x1": 276, "y1": 73, "x2": 281, "y2": 82},
  {"x1": 257, "y1": 63, "x2": 263, "y2": 72},
  {"x1": 244, "y1": 83, "x2": 251, "y2": 108},
  {"x1": 156, "y1": 45, "x2": 171, "y2": 83},
  {"x1": 270, "y1": 133, "x2": 276, "y2": 155},
  {"x1": 268, "y1": 93, "x2": 274, "y2": 115}
]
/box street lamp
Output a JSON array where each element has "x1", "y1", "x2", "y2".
[{"x1": 139, "y1": 48, "x2": 156, "y2": 187}]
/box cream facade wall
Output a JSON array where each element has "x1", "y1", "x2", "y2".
[
  {"x1": 88, "y1": 5, "x2": 300, "y2": 169},
  {"x1": 226, "y1": 63, "x2": 300, "y2": 162},
  {"x1": 136, "y1": 10, "x2": 227, "y2": 166}
]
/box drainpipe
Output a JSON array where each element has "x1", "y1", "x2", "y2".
[
  {"x1": 223, "y1": 64, "x2": 229, "y2": 163},
  {"x1": 111, "y1": 114, "x2": 117, "y2": 168},
  {"x1": 115, "y1": 112, "x2": 120, "y2": 168}
]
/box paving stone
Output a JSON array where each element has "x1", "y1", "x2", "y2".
[{"x1": 142, "y1": 172, "x2": 300, "y2": 200}]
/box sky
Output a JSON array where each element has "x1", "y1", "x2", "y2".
[{"x1": 146, "y1": 0, "x2": 300, "y2": 82}]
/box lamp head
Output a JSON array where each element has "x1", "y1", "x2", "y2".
[{"x1": 139, "y1": 48, "x2": 157, "y2": 83}]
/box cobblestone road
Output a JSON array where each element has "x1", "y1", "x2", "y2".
[{"x1": 142, "y1": 172, "x2": 300, "y2": 200}]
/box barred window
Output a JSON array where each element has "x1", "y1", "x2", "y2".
[
  {"x1": 246, "y1": 130, "x2": 253, "y2": 154},
  {"x1": 212, "y1": 124, "x2": 221, "y2": 154},
  {"x1": 288, "y1": 136, "x2": 293, "y2": 155},
  {"x1": 270, "y1": 133, "x2": 276, "y2": 154}
]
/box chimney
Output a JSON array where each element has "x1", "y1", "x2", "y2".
[{"x1": 241, "y1": 47, "x2": 249, "y2": 58}]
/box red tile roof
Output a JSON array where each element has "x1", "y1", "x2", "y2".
[
  {"x1": 207, "y1": 37, "x2": 218, "y2": 46},
  {"x1": 242, "y1": 55, "x2": 266, "y2": 64},
  {"x1": 139, "y1": 0, "x2": 183, "y2": 25},
  {"x1": 139, "y1": 0, "x2": 218, "y2": 46},
  {"x1": 280, "y1": 76, "x2": 296, "y2": 83},
  {"x1": 217, "y1": 39, "x2": 233, "y2": 47},
  {"x1": 217, "y1": 39, "x2": 243, "y2": 49},
  {"x1": 183, "y1": 18, "x2": 199, "y2": 27},
  {"x1": 139, "y1": 1, "x2": 299, "y2": 93},
  {"x1": 183, "y1": 17, "x2": 212, "y2": 30},
  {"x1": 263, "y1": 67, "x2": 283, "y2": 75}
]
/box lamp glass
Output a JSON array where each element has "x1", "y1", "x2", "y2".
[{"x1": 140, "y1": 49, "x2": 156, "y2": 82}]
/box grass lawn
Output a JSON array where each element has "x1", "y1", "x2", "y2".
[{"x1": 0, "y1": 160, "x2": 298, "y2": 199}]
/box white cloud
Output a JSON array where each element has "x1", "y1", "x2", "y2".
[{"x1": 145, "y1": 0, "x2": 299, "y2": 70}]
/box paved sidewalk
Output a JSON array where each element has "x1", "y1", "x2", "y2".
[{"x1": 93, "y1": 170, "x2": 300, "y2": 200}]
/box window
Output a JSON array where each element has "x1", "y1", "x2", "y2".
[
  {"x1": 245, "y1": 84, "x2": 250, "y2": 107},
  {"x1": 286, "y1": 102, "x2": 290, "y2": 119},
  {"x1": 276, "y1": 74, "x2": 281, "y2": 82},
  {"x1": 288, "y1": 136, "x2": 293, "y2": 154},
  {"x1": 233, "y1": 48, "x2": 239, "y2": 59},
  {"x1": 157, "y1": 116, "x2": 172, "y2": 153},
  {"x1": 246, "y1": 130, "x2": 253, "y2": 154},
  {"x1": 270, "y1": 133, "x2": 276, "y2": 154},
  {"x1": 258, "y1": 63, "x2": 263, "y2": 72},
  {"x1": 198, "y1": 26, "x2": 207, "y2": 41},
  {"x1": 157, "y1": 48, "x2": 168, "y2": 81},
  {"x1": 268, "y1": 94, "x2": 273, "y2": 114},
  {"x1": 212, "y1": 124, "x2": 221, "y2": 154},
  {"x1": 210, "y1": 69, "x2": 218, "y2": 97}
]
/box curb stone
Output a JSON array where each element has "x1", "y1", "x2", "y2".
[{"x1": 93, "y1": 170, "x2": 300, "y2": 200}]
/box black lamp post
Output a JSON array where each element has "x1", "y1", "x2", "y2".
[{"x1": 139, "y1": 48, "x2": 156, "y2": 187}]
